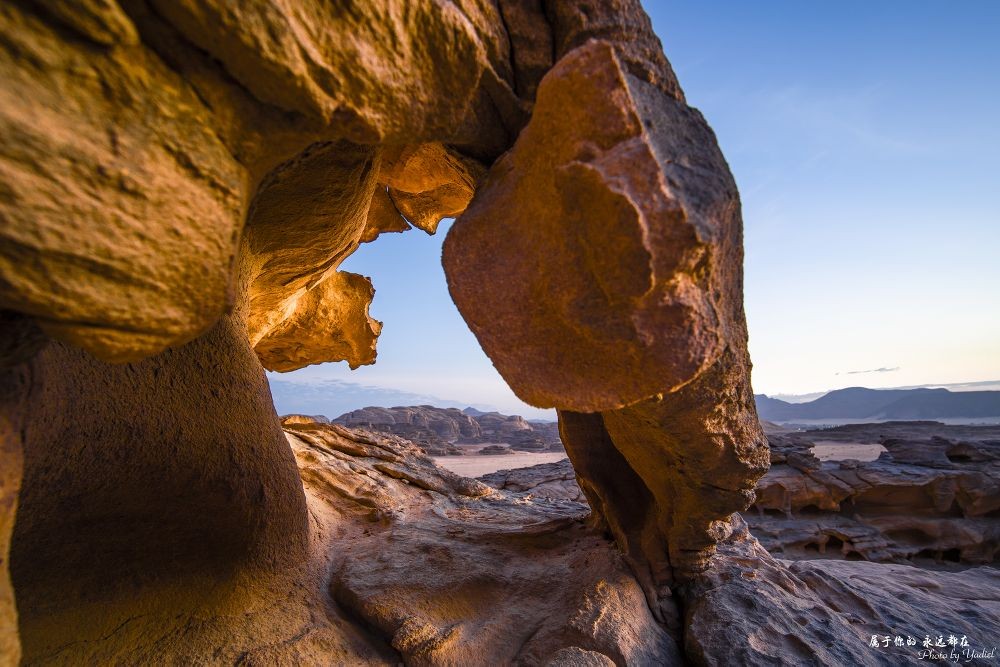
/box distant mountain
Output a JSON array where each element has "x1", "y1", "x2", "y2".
[
  {"x1": 755, "y1": 387, "x2": 1000, "y2": 423},
  {"x1": 267, "y1": 377, "x2": 557, "y2": 421}
]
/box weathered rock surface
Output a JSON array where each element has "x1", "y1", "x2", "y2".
[
  {"x1": 445, "y1": 40, "x2": 727, "y2": 412},
  {"x1": 0, "y1": 4, "x2": 532, "y2": 659},
  {"x1": 241, "y1": 140, "x2": 380, "y2": 368},
  {"x1": 444, "y1": 35, "x2": 769, "y2": 608},
  {"x1": 479, "y1": 458, "x2": 585, "y2": 502},
  {"x1": 380, "y1": 143, "x2": 484, "y2": 234},
  {"x1": 360, "y1": 185, "x2": 411, "y2": 243},
  {"x1": 6, "y1": 316, "x2": 328, "y2": 664},
  {"x1": 0, "y1": 2, "x2": 246, "y2": 362},
  {"x1": 483, "y1": 429, "x2": 1000, "y2": 571},
  {"x1": 286, "y1": 422, "x2": 682, "y2": 666},
  {"x1": 749, "y1": 432, "x2": 1000, "y2": 565},
  {"x1": 682, "y1": 518, "x2": 1000, "y2": 666},
  {"x1": 0, "y1": 0, "x2": 524, "y2": 368},
  {"x1": 253, "y1": 271, "x2": 382, "y2": 372}
]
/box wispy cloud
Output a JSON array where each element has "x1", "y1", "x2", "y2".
[
  {"x1": 836, "y1": 366, "x2": 900, "y2": 376},
  {"x1": 754, "y1": 84, "x2": 930, "y2": 158}
]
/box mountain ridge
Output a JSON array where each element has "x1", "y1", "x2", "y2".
[{"x1": 755, "y1": 386, "x2": 1000, "y2": 423}]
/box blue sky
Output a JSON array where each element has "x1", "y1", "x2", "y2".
[{"x1": 271, "y1": 2, "x2": 1000, "y2": 419}]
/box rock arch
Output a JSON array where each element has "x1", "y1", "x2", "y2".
[{"x1": 0, "y1": 1, "x2": 768, "y2": 663}]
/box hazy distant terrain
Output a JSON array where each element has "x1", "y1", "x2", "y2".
[
  {"x1": 326, "y1": 405, "x2": 563, "y2": 456},
  {"x1": 756, "y1": 386, "x2": 1000, "y2": 424}
]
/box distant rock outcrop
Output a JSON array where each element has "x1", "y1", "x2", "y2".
[
  {"x1": 479, "y1": 459, "x2": 584, "y2": 502},
  {"x1": 749, "y1": 429, "x2": 1000, "y2": 565},
  {"x1": 473, "y1": 445, "x2": 1000, "y2": 664},
  {"x1": 332, "y1": 405, "x2": 563, "y2": 452},
  {"x1": 281, "y1": 414, "x2": 331, "y2": 425},
  {"x1": 756, "y1": 387, "x2": 1000, "y2": 423}
]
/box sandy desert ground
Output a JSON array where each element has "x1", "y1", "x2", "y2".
[
  {"x1": 433, "y1": 452, "x2": 569, "y2": 477},
  {"x1": 810, "y1": 440, "x2": 887, "y2": 461}
]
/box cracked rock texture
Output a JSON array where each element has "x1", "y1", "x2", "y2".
[
  {"x1": 284, "y1": 423, "x2": 681, "y2": 666},
  {"x1": 444, "y1": 34, "x2": 769, "y2": 613},
  {"x1": 683, "y1": 517, "x2": 1000, "y2": 666},
  {"x1": 749, "y1": 432, "x2": 1000, "y2": 565}
]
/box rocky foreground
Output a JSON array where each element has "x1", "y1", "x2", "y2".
[
  {"x1": 486, "y1": 422, "x2": 1000, "y2": 569},
  {"x1": 287, "y1": 420, "x2": 1000, "y2": 665},
  {"x1": 285, "y1": 419, "x2": 679, "y2": 665}
]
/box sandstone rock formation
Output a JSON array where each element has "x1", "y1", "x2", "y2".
[
  {"x1": 2, "y1": 0, "x2": 976, "y2": 664},
  {"x1": 498, "y1": 426, "x2": 1000, "y2": 570},
  {"x1": 749, "y1": 431, "x2": 1000, "y2": 565},
  {"x1": 286, "y1": 422, "x2": 682, "y2": 665},
  {"x1": 332, "y1": 405, "x2": 563, "y2": 452},
  {"x1": 8, "y1": 319, "x2": 314, "y2": 664},
  {"x1": 443, "y1": 25, "x2": 768, "y2": 610},
  {"x1": 488, "y1": 457, "x2": 1000, "y2": 664},
  {"x1": 479, "y1": 459, "x2": 585, "y2": 502},
  {"x1": 683, "y1": 517, "x2": 1000, "y2": 666}
]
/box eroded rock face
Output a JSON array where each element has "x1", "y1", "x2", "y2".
[
  {"x1": 0, "y1": 0, "x2": 524, "y2": 368},
  {"x1": 241, "y1": 141, "x2": 380, "y2": 362},
  {"x1": 444, "y1": 32, "x2": 768, "y2": 609},
  {"x1": 0, "y1": 1, "x2": 927, "y2": 664},
  {"x1": 0, "y1": 3, "x2": 246, "y2": 363},
  {"x1": 479, "y1": 458, "x2": 585, "y2": 502},
  {"x1": 749, "y1": 434, "x2": 1000, "y2": 565},
  {"x1": 253, "y1": 271, "x2": 382, "y2": 372},
  {"x1": 285, "y1": 423, "x2": 682, "y2": 666},
  {"x1": 485, "y1": 439, "x2": 1000, "y2": 572},
  {"x1": 380, "y1": 143, "x2": 484, "y2": 234},
  {"x1": 445, "y1": 41, "x2": 725, "y2": 412},
  {"x1": 6, "y1": 314, "x2": 313, "y2": 663},
  {"x1": 682, "y1": 517, "x2": 1000, "y2": 666}
]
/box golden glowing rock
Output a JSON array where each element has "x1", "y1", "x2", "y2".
[{"x1": 255, "y1": 271, "x2": 382, "y2": 372}]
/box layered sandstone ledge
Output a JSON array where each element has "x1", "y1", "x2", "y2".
[
  {"x1": 0, "y1": 1, "x2": 974, "y2": 665},
  {"x1": 493, "y1": 426, "x2": 1000, "y2": 569},
  {"x1": 750, "y1": 431, "x2": 1000, "y2": 565}
]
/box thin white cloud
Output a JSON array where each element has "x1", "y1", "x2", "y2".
[{"x1": 835, "y1": 366, "x2": 900, "y2": 376}]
